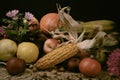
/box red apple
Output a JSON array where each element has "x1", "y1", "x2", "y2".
[{"x1": 43, "y1": 38, "x2": 59, "y2": 53}]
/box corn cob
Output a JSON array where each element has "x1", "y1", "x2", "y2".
[
  {"x1": 79, "y1": 20, "x2": 116, "y2": 33},
  {"x1": 34, "y1": 43, "x2": 79, "y2": 70}
]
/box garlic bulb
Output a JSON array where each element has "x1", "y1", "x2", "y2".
[
  {"x1": 77, "y1": 31, "x2": 106, "y2": 50},
  {"x1": 77, "y1": 39, "x2": 95, "y2": 50}
]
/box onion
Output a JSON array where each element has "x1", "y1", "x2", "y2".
[
  {"x1": 67, "y1": 57, "x2": 81, "y2": 72},
  {"x1": 6, "y1": 57, "x2": 26, "y2": 75},
  {"x1": 40, "y1": 13, "x2": 61, "y2": 33},
  {"x1": 79, "y1": 57, "x2": 101, "y2": 77}
]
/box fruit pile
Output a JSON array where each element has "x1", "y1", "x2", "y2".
[{"x1": 0, "y1": 5, "x2": 120, "y2": 79}]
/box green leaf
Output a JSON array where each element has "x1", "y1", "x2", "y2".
[
  {"x1": 6, "y1": 30, "x2": 18, "y2": 35},
  {"x1": 2, "y1": 18, "x2": 11, "y2": 24}
]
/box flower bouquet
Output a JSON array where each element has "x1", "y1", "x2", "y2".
[{"x1": 1, "y1": 10, "x2": 46, "y2": 43}]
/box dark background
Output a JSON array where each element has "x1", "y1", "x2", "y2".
[{"x1": 0, "y1": 0, "x2": 119, "y2": 28}]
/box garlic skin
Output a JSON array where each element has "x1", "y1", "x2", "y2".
[
  {"x1": 57, "y1": 5, "x2": 82, "y2": 41},
  {"x1": 77, "y1": 39, "x2": 96, "y2": 50},
  {"x1": 77, "y1": 31, "x2": 106, "y2": 50}
]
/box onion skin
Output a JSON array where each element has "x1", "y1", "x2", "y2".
[
  {"x1": 40, "y1": 13, "x2": 61, "y2": 33},
  {"x1": 79, "y1": 57, "x2": 101, "y2": 77}
]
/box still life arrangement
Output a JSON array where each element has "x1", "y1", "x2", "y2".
[{"x1": 0, "y1": 5, "x2": 120, "y2": 80}]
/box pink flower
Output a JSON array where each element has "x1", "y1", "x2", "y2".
[
  {"x1": 24, "y1": 12, "x2": 34, "y2": 21},
  {"x1": 6, "y1": 10, "x2": 19, "y2": 20},
  {"x1": 107, "y1": 48, "x2": 120, "y2": 77},
  {"x1": 0, "y1": 26, "x2": 7, "y2": 39}
]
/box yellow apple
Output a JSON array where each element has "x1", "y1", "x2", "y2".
[
  {"x1": 17, "y1": 42, "x2": 39, "y2": 63},
  {"x1": 0, "y1": 39, "x2": 17, "y2": 61}
]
